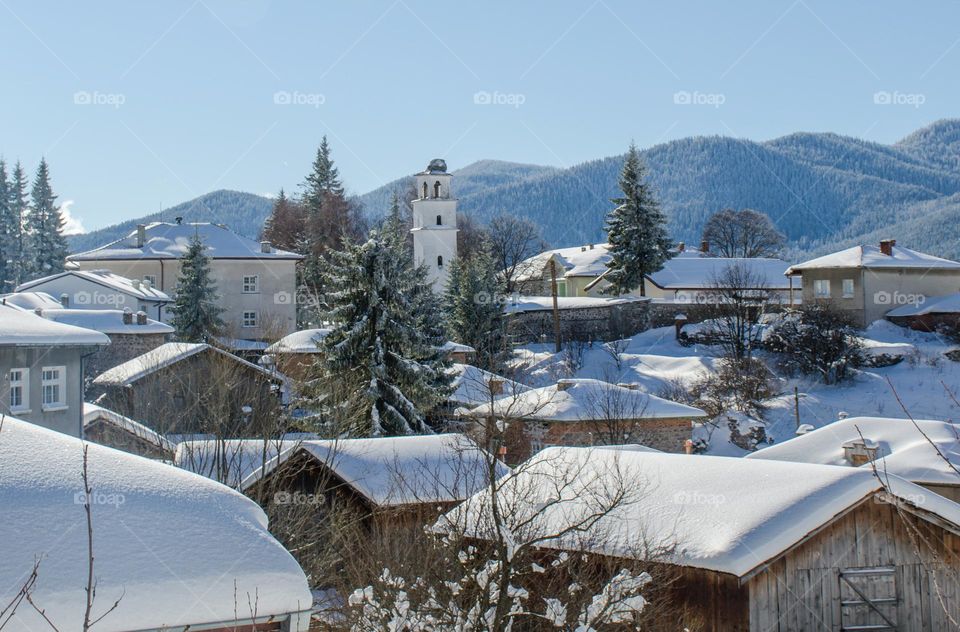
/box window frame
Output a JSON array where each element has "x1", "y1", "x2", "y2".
[
  {"x1": 813, "y1": 279, "x2": 831, "y2": 299},
  {"x1": 143, "y1": 274, "x2": 157, "y2": 287},
  {"x1": 9, "y1": 368, "x2": 29, "y2": 413},
  {"x1": 841, "y1": 278, "x2": 855, "y2": 299},
  {"x1": 242, "y1": 275, "x2": 259, "y2": 294},
  {"x1": 40, "y1": 366, "x2": 66, "y2": 411},
  {"x1": 242, "y1": 311, "x2": 258, "y2": 328}
]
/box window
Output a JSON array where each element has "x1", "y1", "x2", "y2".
[
  {"x1": 813, "y1": 279, "x2": 831, "y2": 299},
  {"x1": 436, "y1": 214, "x2": 442, "y2": 226},
  {"x1": 242, "y1": 275, "x2": 259, "y2": 293},
  {"x1": 9, "y1": 368, "x2": 28, "y2": 412},
  {"x1": 143, "y1": 275, "x2": 157, "y2": 287},
  {"x1": 437, "y1": 255, "x2": 444, "y2": 268},
  {"x1": 41, "y1": 366, "x2": 66, "y2": 410},
  {"x1": 842, "y1": 278, "x2": 855, "y2": 298},
  {"x1": 242, "y1": 311, "x2": 258, "y2": 328}
]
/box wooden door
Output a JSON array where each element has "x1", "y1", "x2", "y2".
[{"x1": 839, "y1": 566, "x2": 898, "y2": 631}]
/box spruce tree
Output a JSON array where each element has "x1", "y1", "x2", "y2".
[
  {"x1": 443, "y1": 243, "x2": 506, "y2": 371},
  {"x1": 318, "y1": 228, "x2": 451, "y2": 437},
  {"x1": 170, "y1": 232, "x2": 225, "y2": 343},
  {"x1": 9, "y1": 162, "x2": 29, "y2": 285},
  {"x1": 603, "y1": 143, "x2": 672, "y2": 296},
  {"x1": 262, "y1": 188, "x2": 303, "y2": 251},
  {"x1": 302, "y1": 135, "x2": 344, "y2": 205},
  {"x1": 0, "y1": 161, "x2": 15, "y2": 290},
  {"x1": 24, "y1": 158, "x2": 68, "y2": 280}
]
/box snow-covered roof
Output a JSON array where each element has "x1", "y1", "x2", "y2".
[
  {"x1": 83, "y1": 402, "x2": 176, "y2": 454},
  {"x1": 0, "y1": 303, "x2": 110, "y2": 347},
  {"x1": 265, "y1": 328, "x2": 332, "y2": 354},
  {"x1": 440, "y1": 447, "x2": 960, "y2": 578},
  {"x1": 175, "y1": 437, "x2": 310, "y2": 489},
  {"x1": 504, "y1": 295, "x2": 644, "y2": 313},
  {"x1": 215, "y1": 336, "x2": 271, "y2": 352},
  {"x1": 0, "y1": 291, "x2": 64, "y2": 310},
  {"x1": 746, "y1": 416, "x2": 960, "y2": 486},
  {"x1": 16, "y1": 269, "x2": 172, "y2": 301},
  {"x1": 0, "y1": 416, "x2": 312, "y2": 630},
  {"x1": 243, "y1": 434, "x2": 510, "y2": 507},
  {"x1": 462, "y1": 378, "x2": 707, "y2": 422},
  {"x1": 648, "y1": 257, "x2": 795, "y2": 290},
  {"x1": 68, "y1": 222, "x2": 303, "y2": 261},
  {"x1": 442, "y1": 340, "x2": 477, "y2": 355},
  {"x1": 93, "y1": 342, "x2": 277, "y2": 386},
  {"x1": 37, "y1": 308, "x2": 173, "y2": 335},
  {"x1": 887, "y1": 292, "x2": 960, "y2": 317},
  {"x1": 514, "y1": 243, "x2": 611, "y2": 282},
  {"x1": 447, "y1": 363, "x2": 531, "y2": 407},
  {"x1": 785, "y1": 244, "x2": 960, "y2": 274}
]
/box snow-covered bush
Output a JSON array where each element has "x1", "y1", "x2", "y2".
[
  {"x1": 688, "y1": 357, "x2": 776, "y2": 419},
  {"x1": 764, "y1": 306, "x2": 864, "y2": 384}
]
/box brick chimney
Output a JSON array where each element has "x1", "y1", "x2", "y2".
[
  {"x1": 136, "y1": 224, "x2": 146, "y2": 248},
  {"x1": 556, "y1": 379, "x2": 575, "y2": 391},
  {"x1": 261, "y1": 241, "x2": 273, "y2": 254},
  {"x1": 879, "y1": 239, "x2": 896, "y2": 256},
  {"x1": 700, "y1": 240, "x2": 709, "y2": 254},
  {"x1": 122, "y1": 308, "x2": 133, "y2": 325},
  {"x1": 487, "y1": 377, "x2": 504, "y2": 396},
  {"x1": 136, "y1": 311, "x2": 147, "y2": 325}
]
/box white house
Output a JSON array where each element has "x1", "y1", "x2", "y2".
[
  {"x1": 785, "y1": 240, "x2": 960, "y2": 327},
  {"x1": 0, "y1": 415, "x2": 312, "y2": 631},
  {"x1": 16, "y1": 269, "x2": 172, "y2": 320},
  {"x1": 0, "y1": 303, "x2": 109, "y2": 436},
  {"x1": 411, "y1": 159, "x2": 458, "y2": 292},
  {"x1": 67, "y1": 220, "x2": 303, "y2": 341}
]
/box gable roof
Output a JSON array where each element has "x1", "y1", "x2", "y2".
[
  {"x1": 648, "y1": 257, "x2": 795, "y2": 290},
  {"x1": 785, "y1": 244, "x2": 960, "y2": 275},
  {"x1": 17, "y1": 269, "x2": 172, "y2": 302},
  {"x1": 37, "y1": 308, "x2": 174, "y2": 335},
  {"x1": 93, "y1": 342, "x2": 277, "y2": 386},
  {"x1": 0, "y1": 415, "x2": 311, "y2": 629},
  {"x1": 175, "y1": 437, "x2": 311, "y2": 489},
  {"x1": 462, "y1": 378, "x2": 706, "y2": 422},
  {"x1": 243, "y1": 434, "x2": 510, "y2": 507},
  {"x1": 83, "y1": 402, "x2": 176, "y2": 454},
  {"x1": 441, "y1": 447, "x2": 960, "y2": 579},
  {"x1": 0, "y1": 291, "x2": 64, "y2": 310},
  {"x1": 68, "y1": 222, "x2": 303, "y2": 261},
  {"x1": 746, "y1": 416, "x2": 960, "y2": 486},
  {"x1": 265, "y1": 328, "x2": 332, "y2": 354},
  {"x1": 0, "y1": 303, "x2": 110, "y2": 347}
]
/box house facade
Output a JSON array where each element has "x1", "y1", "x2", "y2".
[
  {"x1": 0, "y1": 304, "x2": 109, "y2": 437},
  {"x1": 786, "y1": 239, "x2": 960, "y2": 327},
  {"x1": 67, "y1": 221, "x2": 303, "y2": 341}
]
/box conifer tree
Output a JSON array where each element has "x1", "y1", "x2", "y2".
[
  {"x1": 9, "y1": 162, "x2": 29, "y2": 285},
  {"x1": 24, "y1": 158, "x2": 68, "y2": 280},
  {"x1": 603, "y1": 143, "x2": 672, "y2": 296},
  {"x1": 443, "y1": 243, "x2": 506, "y2": 371},
  {"x1": 0, "y1": 161, "x2": 16, "y2": 290},
  {"x1": 262, "y1": 188, "x2": 303, "y2": 251},
  {"x1": 170, "y1": 233, "x2": 225, "y2": 343},
  {"x1": 302, "y1": 136, "x2": 344, "y2": 206},
  {"x1": 318, "y1": 228, "x2": 451, "y2": 437}
]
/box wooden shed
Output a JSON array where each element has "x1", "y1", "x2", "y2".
[{"x1": 447, "y1": 447, "x2": 960, "y2": 631}]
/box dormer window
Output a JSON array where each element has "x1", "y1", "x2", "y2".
[
  {"x1": 437, "y1": 255, "x2": 443, "y2": 268},
  {"x1": 436, "y1": 215, "x2": 442, "y2": 226}
]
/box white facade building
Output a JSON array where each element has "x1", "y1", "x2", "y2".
[{"x1": 411, "y1": 159, "x2": 458, "y2": 292}]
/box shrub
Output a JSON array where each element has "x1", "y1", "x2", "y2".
[{"x1": 764, "y1": 306, "x2": 864, "y2": 384}]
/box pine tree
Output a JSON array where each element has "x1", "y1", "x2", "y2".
[
  {"x1": 0, "y1": 161, "x2": 16, "y2": 290},
  {"x1": 302, "y1": 135, "x2": 344, "y2": 206},
  {"x1": 170, "y1": 232, "x2": 225, "y2": 343},
  {"x1": 318, "y1": 228, "x2": 451, "y2": 437},
  {"x1": 9, "y1": 162, "x2": 29, "y2": 285},
  {"x1": 443, "y1": 243, "x2": 506, "y2": 371},
  {"x1": 262, "y1": 188, "x2": 303, "y2": 251},
  {"x1": 603, "y1": 143, "x2": 672, "y2": 296},
  {"x1": 24, "y1": 158, "x2": 68, "y2": 280}
]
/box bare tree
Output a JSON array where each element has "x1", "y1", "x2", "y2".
[
  {"x1": 701, "y1": 208, "x2": 785, "y2": 258},
  {"x1": 697, "y1": 262, "x2": 773, "y2": 361},
  {"x1": 487, "y1": 213, "x2": 548, "y2": 293}
]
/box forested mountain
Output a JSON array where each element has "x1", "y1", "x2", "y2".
[{"x1": 73, "y1": 120, "x2": 960, "y2": 260}]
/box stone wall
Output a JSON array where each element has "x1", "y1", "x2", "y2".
[
  {"x1": 506, "y1": 300, "x2": 650, "y2": 344},
  {"x1": 85, "y1": 333, "x2": 169, "y2": 381}
]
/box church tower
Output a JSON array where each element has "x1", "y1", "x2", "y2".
[{"x1": 411, "y1": 158, "x2": 458, "y2": 292}]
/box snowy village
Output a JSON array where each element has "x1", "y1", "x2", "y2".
[{"x1": 3, "y1": 3, "x2": 960, "y2": 632}]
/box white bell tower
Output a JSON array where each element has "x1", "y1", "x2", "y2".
[{"x1": 411, "y1": 158, "x2": 458, "y2": 292}]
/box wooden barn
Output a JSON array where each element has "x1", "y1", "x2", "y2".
[
  {"x1": 446, "y1": 447, "x2": 960, "y2": 631},
  {"x1": 82, "y1": 402, "x2": 175, "y2": 459}
]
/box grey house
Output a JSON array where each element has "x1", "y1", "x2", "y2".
[{"x1": 0, "y1": 303, "x2": 109, "y2": 436}]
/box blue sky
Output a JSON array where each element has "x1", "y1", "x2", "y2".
[{"x1": 1, "y1": 0, "x2": 956, "y2": 232}]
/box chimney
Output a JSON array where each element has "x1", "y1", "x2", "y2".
[
  {"x1": 175, "y1": 216, "x2": 183, "y2": 225},
  {"x1": 684, "y1": 439, "x2": 694, "y2": 455},
  {"x1": 842, "y1": 438, "x2": 879, "y2": 466},
  {"x1": 132, "y1": 279, "x2": 141, "y2": 290},
  {"x1": 581, "y1": 246, "x2": 587, "y2": 252},
  {"x1": 556, "y1": 378, "x2": 575, "y2": 392},
  {"x1": 677, "y1": 241, "x2": 685, "y2": 253},
  {"x1": 261, "y1": 241, "x2": 273, "y2": 254},
  {"x1": 487, "y1": 377, "x2": 504, "y2": 396},
  {"x1": 616, "y1": 382, "x2": 640, "y2": 391},
  {"x1": 142, "y1": 278, "x2": 152, "y2": 290},
  {"x1": 879, "y1": 239, "x2": 896, "y2": 256},
  {"x1": 589, "y1": 244, "x2": 595, "y2": 250},
  {"x1": 59, "y1": 293, "x2": 69, "y2": 307},
  {"x1": 136, "y1": 224, "x2": 146, "y2": 248},
  {"x1": 122, "y1": 308, "x2": 133, "y2": 325},
  {"x1": 700, "y1": 240, "x2": 709, "y2": 253},
  {"x1": 33, "y1": 308, "x2": 43, "y2": 316},
  {"x1": 136, "y1": 311, "x2": 147, "y2": 325},
  {"x1": 674, "y1": 313, "x2": 688, "y2": 339}
]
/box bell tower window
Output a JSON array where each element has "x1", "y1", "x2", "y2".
[
  {"x1": 433, "y1": 181, "x2": 441, "y2": 198},
  {"x1": 422, "y1": 182, "x2": 428, "y2": 199},
  {"x1": 437, "y1": 255, "x2": 444, "y2": 268},
  {"x1": 436, "y1": 214, "x2": 442, "y2": 226}
]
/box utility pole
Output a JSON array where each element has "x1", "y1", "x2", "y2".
[
  {"x1": 549, "y1": 259, "x2": 562, "y2": 353},
  {"x1": 794, "y1": 386, "x2": 801, "y2": 429}
]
